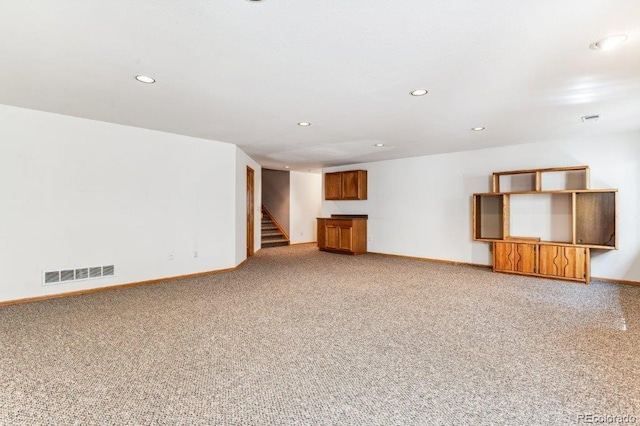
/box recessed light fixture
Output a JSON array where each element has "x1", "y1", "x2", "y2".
[
  {"x1": 284, "y1": 165, "x2": 290, "y2": 169},
  {"x1": 298, "y1": 122, "x2": 311, "y2": 127},
  {"x1": 590, "y1": 34, "x2": 628, "y2": 50},
  {"x1": 135, "y1": 75, "x2": 155, "y2": 84},
  {"x1": 246, "y1": 0, "x2": 264, "y2": 2},
  {"x1": 374, "y1": 143, "x2": 385, "y2": 147},
  {"x1": 471, "y1": 127, "x2": 485, "y2": 131},
  {"x1": 410, "y1": 89, "x2": 428, "y2": 96}
]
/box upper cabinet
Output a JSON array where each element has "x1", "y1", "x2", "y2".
[{"x1": 325, "y1": 170, "x2": 368, "y2": 200}]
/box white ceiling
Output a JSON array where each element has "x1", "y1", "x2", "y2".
[{"x1": 1, "y1": 1, "x2": 639, "y2": 170}]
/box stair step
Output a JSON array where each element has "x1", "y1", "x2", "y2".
[
  {"x1": 262, "y1": 234, "x2": 285, "y2": 240},
  {"x1": 262, "y1": 231, "x2": 283, "y2": 237},
  {"x1": 261, "y1": 239, "x2": 290, "y2": 248}
]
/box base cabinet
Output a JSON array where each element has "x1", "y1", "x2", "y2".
[
  {"x1": 493, "y1": 242, "x2": 589, "y2": 283},
  {"x1": 538, "y1": 245, "x2": 589, "y2": 282},
  {"x1": 317, "y1": 218, "x2": 367, "y2": 255},
  {"x1": 494, "y1": 242, "x2": 536, "y2": 274}
]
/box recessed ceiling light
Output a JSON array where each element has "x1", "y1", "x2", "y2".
[
  {"x1": 374, "y1": 143, "x2": 385, "y2": 147},
  {"x1": 410, "y1": 89, "x2": 428, "y2": 96},
  {"x1": 298, "y1": 122, "x2": 311, "y2": 127},
  {"x1": 284, "y1": 165, "x2": 290, "y2": 169},
  {"x1": 471, "y1": 127, "x2": 485, "y2": 131},
  {"x1": 135, "y1": 75, "x2": 155, "y2": 84},
  {"x1": 246, "y1": 0, "x2": 264, "y2": 2},
  {"x1": 590, "y1": 34, "x2": 628, "y2": 50}
]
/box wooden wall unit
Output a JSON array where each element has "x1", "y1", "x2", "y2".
[
  {"x1": 474, "y1": 165, "x2": 617, "y2": 284},
  {"x1": 324, "y1": 170, "x2": 367, "y2": 200},
  {"x1": 317, "y1": 217, "x2": 367, "y2": 255}
]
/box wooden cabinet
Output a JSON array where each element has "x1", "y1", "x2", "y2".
[
  {"x1": 317, "y1": 217, "x2": 367, "y2": 255},
  {"x1": 538, "y1": 245, "x2": 588, "y2": 282},
  {"x1": 324, "y1": 173, "x2": 342, "y2": 200},
  {"x1": 474, "y1": 165, "x2": 616, "y2": 284},
  {"x1": 324, "y1": 170, "x2": 367, "y2": 200},
  {"x1": 493, "y1": 242, "x2": 536, "y2": 274},
  {"x1": 493, "y1": 241, "x2": 589, "y2": 283}
]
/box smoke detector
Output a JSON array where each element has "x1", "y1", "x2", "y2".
[{"x1": 581, "y1": 114, "x2": 600, "y2": 123}]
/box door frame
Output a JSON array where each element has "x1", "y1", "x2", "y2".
[{"x1": 246, "y1": 166, "x2": 255, "y2": 257}]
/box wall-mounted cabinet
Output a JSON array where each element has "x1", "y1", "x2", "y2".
[
  {"x1": 324, "y1": 170, "x2": 367, "y2": 200},
  {"x1": 473, "y1": 166, "x2": 617, "y2": 283}
]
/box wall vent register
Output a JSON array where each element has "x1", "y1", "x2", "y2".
[{"x1": 43, "y1": 265, "x2": 115, "y2": 285}]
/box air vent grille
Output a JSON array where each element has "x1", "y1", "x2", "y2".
[
  {"x1": 44, "y1": 271, "x2": 60, "y2": 284},
  {"x1": 43, "y1": 265, "x2": 115, "y2": 286}
]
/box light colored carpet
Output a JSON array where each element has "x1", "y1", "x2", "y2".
[{"x1": 1, "y1": 244, "x2": 639, "y2": 425}]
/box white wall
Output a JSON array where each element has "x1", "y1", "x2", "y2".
[
  {"x1": 235, "y1": 147, "x2": 262, "y2": 265},
  {"x1": 290, "y1": 171, "x2": 322, "y2": 244},
  {"x1": 322, "y1": 131, "x2": 640, "y2": 282},
  {"x1": 0, "y1": 105, "x2": 246, "y2": 303}
]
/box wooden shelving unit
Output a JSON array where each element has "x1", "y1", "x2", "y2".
[{"x1": 473, "y1": 166, "x2": 617, "y2": 283}]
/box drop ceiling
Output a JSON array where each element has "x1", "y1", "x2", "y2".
[{"x1": 1, "y1": 0, "x2": 639, "y2": 170}]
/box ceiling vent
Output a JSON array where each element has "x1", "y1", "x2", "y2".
[{"x1": 581, "y1": 114, "x2": 600, "y2": 122}]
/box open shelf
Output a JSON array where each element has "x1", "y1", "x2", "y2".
[
  {"x1": 473, "y1": 194, "x2": 505, "y2": 240},
  {"x1": 575, "y1": 191, "x2": 617, "y2": 248},
  {"x1": 492, "y1": 165, "x2": 589, "y2": 193}
]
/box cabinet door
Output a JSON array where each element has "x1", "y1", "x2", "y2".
[
  {"x1": 341, "y1": 171, "x2": 360, "y2": 199},
  {"x1": 324, "y1": 173, "x2": 342, "y2": 200},
  {"x1": 539, "y1": 245, "x2": 587, "y2": 281},
  {"x1": 325, "y1": 225, "x2": 339, "y2": 249},
  {"x1": 538, "y1": 245, "x2": 562, "y2": 277},
  {"x1": 562, "y1": 246, "x2": 588, "y2": 280},
  {"x1": 514, "y1": 243, "x2": 536, "y2": 274},
  {"x1": 493, "y1": 242, "x2": 515, "y2": 271},
  {"x1": 338, "y1": 225, "x2": 353, "y2": 251}
]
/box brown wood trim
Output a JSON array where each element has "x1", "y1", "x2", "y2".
[
  {"x1": 262, "y1": 204, "x2": 289, "y2": 240},
  {"x1": 493, "y1": 165, "x2": 589, "y2": 176},
  {"x1": 368, "y1": 251, "x2": 492, "y2": 269},
  {"x1": 474, "y1": 188, "x2": 617, "y2": 196},
  {"x1": 591, "y1": 276, "x2": 640, "y2": 287},
  {"x1": 0, "y1": 261, "x2": 248, "y2": 308}
]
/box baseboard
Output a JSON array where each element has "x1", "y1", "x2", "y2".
[
  {"x1": 0, "y1": 261, "x2": 248, "y2": 308},
  {"x1": 367, "y1": 251, "x2": 492, "y2": 269},
  {"x1": 591, "y1": 276, "x2": 640, "y2": 287}
]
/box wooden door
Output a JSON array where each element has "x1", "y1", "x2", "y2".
[
  {"x1": 562, "y1": 247, "x2": 588, "y2": 280},
  {"x1": 514, "y1": 243, "x2": 536, "y2": 273},
  {"x1": 338, "y1": 225, "x2": 353, "y2": 251},
  {"x1": 494, "y1": 242, "x2": 536, "y2": 273},
  {"x1": 539, "y1": 245, "x2": 562, "y2": 277},
  {"x1": 325, "y1": 173, "x2": 342, "y2": 200},
  {"x1": 246, "y1": 167, "x2": 254, "y2": 257},
  {"x1": 325, "y1": 225, "x2": 339, "y2": 249},
  {"x1": 539, "y1": 245, "x2": 587, "y2": 281},
  {"x1": 493, "y1": 242, "x2": 514, "y2": 271},
  {"x1": 341, "y1": 171, "x2": 360, "y2": 199}
]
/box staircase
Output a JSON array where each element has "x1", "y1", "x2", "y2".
[{"x1": 261, "y1": 206, "x2": 290, "y2": 248}]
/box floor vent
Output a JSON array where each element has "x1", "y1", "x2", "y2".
[{"x1": 43, "y1": 265, "x2": 115, "y2": 286}]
